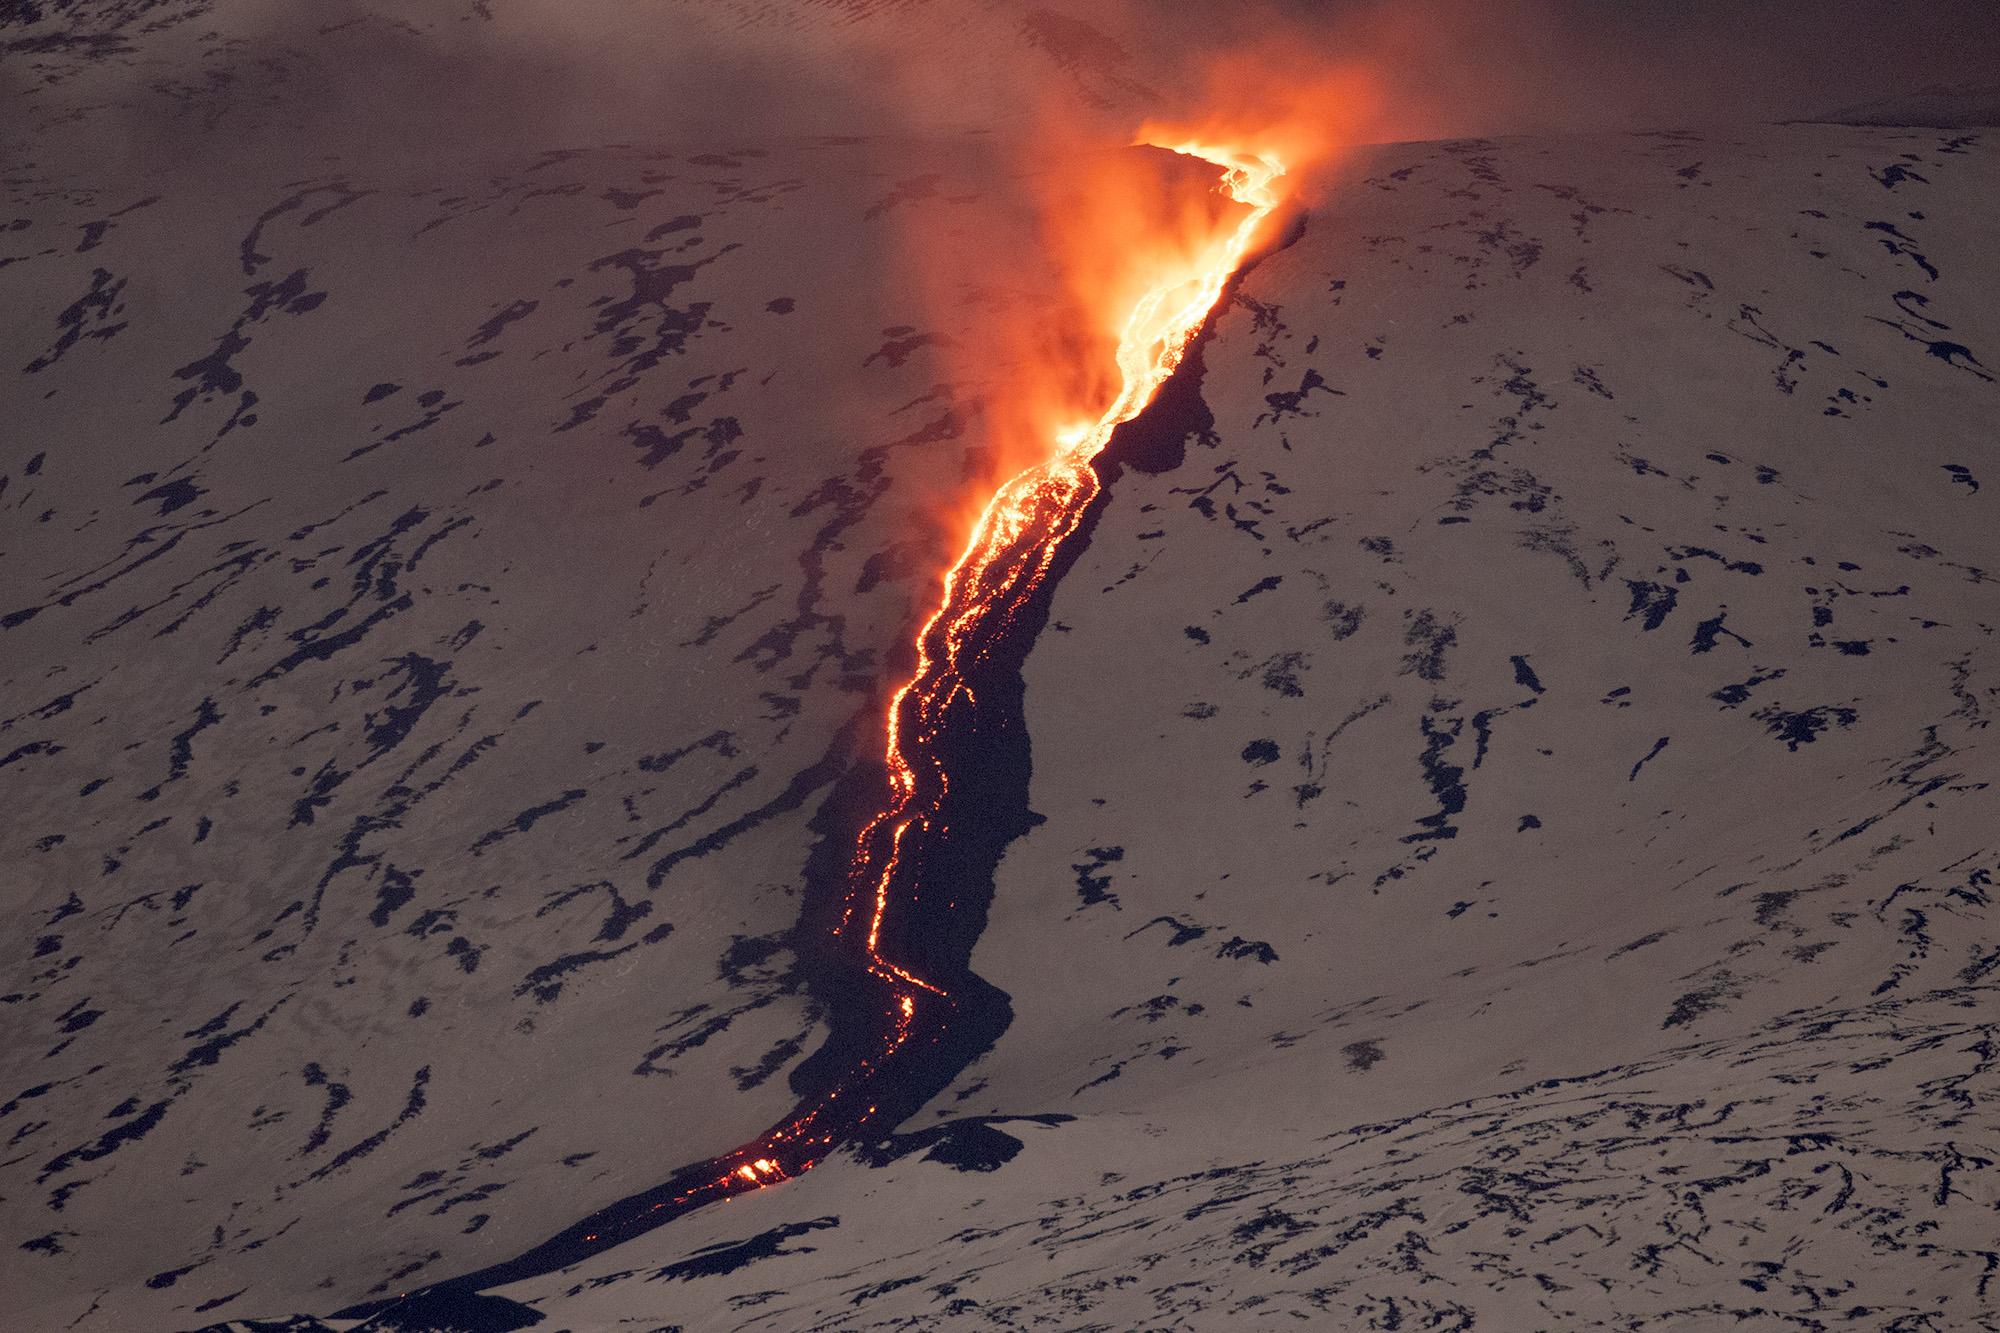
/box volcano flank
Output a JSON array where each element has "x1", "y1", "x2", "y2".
[{"x1": 3, "y1": 4, "x2": 1999, "y2": 1332}]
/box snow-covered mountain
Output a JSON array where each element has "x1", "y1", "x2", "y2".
[{"x1": 4, "y1": 3, "x2": 1996, "y2": 1330}]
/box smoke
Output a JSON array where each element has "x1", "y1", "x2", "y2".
[
  {"x1": 1109, "y1": 0, "x2": 2000, "y2": 140},
  {"x1": 5, "y1": 0, "x2": 1987, "y2": 513},
  {"x1": 6, "y1": 0, "x2": 1993, "y2": 178}
]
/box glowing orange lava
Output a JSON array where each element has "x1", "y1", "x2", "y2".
[{"x1": 646, "y1": 140, "x2": 1291, "y2": 1213}]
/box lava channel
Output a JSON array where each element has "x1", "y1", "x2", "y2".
[
  {"x1": 673, "y1": 136, "x2": 1286, "y2": 1212},
  {"x1": 335, "y1": 140, "x2": 1290, "y2": 1331}
]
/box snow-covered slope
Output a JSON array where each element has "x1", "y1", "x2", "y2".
[
  {"x1": 0, "y1": 134, "x2": 1051, "y2": 1327},
  {"x1": 4, "y1": 4, "x2": 1997, "y2": 1329},
  {"x1": 450, "y1": 121, "x2": 2000, "y2": 1333}
]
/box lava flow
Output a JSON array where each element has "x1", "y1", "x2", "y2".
[
  {"x1": 676, "y1": 139, "x2": 1290, "y2": 1202},
  {"x1": 573, "y1": 138, "x2": 1288, "y2": 1224},
  {"x1": 341, "y1": 137, "x2": 1300, "y2": 1328}
]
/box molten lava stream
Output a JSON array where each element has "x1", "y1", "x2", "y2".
[
  {"x1": 669, "y1": 141, "x2": 1291, "y2": 1208},
  {"x1": 348, "y1": 147, "x2": 1293, "y2": 1326}
]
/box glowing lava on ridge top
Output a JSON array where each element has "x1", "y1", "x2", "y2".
[{"x1": 656, "y1": 138, "x2": 1295, "y2": 1210}]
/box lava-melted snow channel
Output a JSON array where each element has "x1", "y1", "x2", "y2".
[{"x1": 331, "y1": 143, "x2": 1288, "y2": 1333}]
